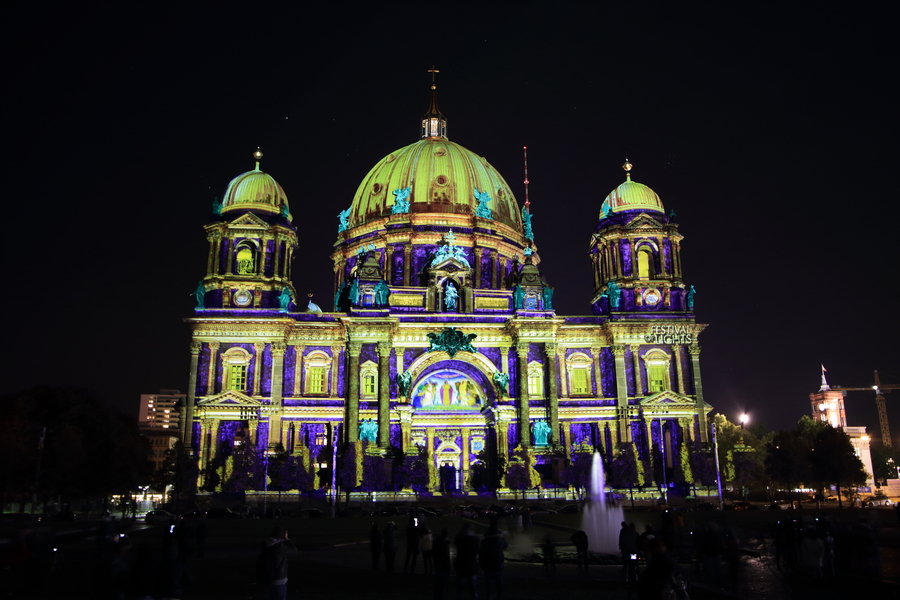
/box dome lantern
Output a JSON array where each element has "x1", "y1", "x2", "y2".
[{"x1": 421, "y1": 66, "x2": 447, "y2": 139}]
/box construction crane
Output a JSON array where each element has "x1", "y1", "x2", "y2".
[{"x1": 834, "y1": 370, "x2": 900, "y2": 448}]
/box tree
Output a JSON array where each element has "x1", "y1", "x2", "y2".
[
  {"x1": 223, "y1": 439, "x2": 264, "y2": 493},
  {"x1": 506, "y1": 445, "x2": 541, "y2": 499},
  {"x1": 688, "y1": 441, "x2": 717, "y2": 495},
  {"x1": 609, "y1": 444, "x2": 640, "y2": 509},
  {"x1": 361, "y1": 450, "x2": 390, "y2": 492},
  {"x1": 339, "y1": 440, "x2": 362, "y2": 500},
  {"x1": 765, "y1": 417, "x2": 825, "y2": 507},
  {"x1": 870, "y1": 445, "x2": 900, "y2": 484},
  {"x1": 563, "y1": 451, "x2": 594, "y2": 499},
  {"x1": 152, "y1": 444, "x2": 198, "y2": 509},
  {"x1": 395, "y1": 445, "x2": 431, "y2": 496},
  {"x1": 811, "y1": 425, "x2": 867, "y2": 508}
]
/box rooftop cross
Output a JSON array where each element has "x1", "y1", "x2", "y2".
[{"x1": 428, "y1": 65, "x2": 439, "y2": 89}]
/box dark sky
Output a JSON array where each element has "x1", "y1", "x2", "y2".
[{"x1": 4, "y1": 4, "x2": 898, "y2": 442}]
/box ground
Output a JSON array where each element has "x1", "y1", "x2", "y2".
[{"x1": 2, "y1": 502, "x2": 898, "y2": 599}]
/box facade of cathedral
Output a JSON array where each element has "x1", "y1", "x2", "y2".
[{"x1": 179, "y1": 84, "x2": 712, "y2": 494}]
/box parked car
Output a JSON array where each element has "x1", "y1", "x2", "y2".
[
  {"x1": 371, "y1": 505, "x2": 400, "y2": 517},
  {"x1": 526, "y1": 505, "x2": 556, "y2": 514},
  {"x1": 144, "y1": 509, "x2": 177, "y2": 525},
  {"x1": 295, "y1": 508, "x2": 325, "y2": 518},
  {"x1": 336, "y1": 506, "x2": 365, "y2": 518},
  {"x1": 454, "y1": 505, "x2": 483, "y2": 518},
  {"x1": 729, "y1": 501, "x2": 752, "y2": 511},
  {"x1": 179, "y1": 508, "x2": 205, "y2": 519},
  {"x1": 558, "y1": 504, "x2": 580, "y2": 514},
  {"x1": 417, "y1": 506, "x2": 443, "y2": 517},
  {"x1": 864, "y1": 495, "x2": 893, "y2": 507},
  {"x1": 206, "y1": 507, "x2": 239, "y2": 519},
  {"x1": 693, "y1": 502, "x2": 718, "y2": 511}
]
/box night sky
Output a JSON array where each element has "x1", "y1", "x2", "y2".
[{"x1": 4, "y1": 5, "x2": 898, "y2": 442}]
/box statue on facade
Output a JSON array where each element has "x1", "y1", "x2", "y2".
[
  {"x1": 397, "y1": 370, "x2": 413, "y2": 397},
  {"x1": 375, "y1": 280, "x2": 391, "y2": 306},
  {"x1": 337, "y1": 207, "x2": 351, "y2": 233},
  {"x1": 533, "y1": 420, "x2": 551, "y2": 446},
  {"x1": 278, "y1": 287, "x2": 293, "y2": 311},
  {"x1": 493, "y1": 371, "x2": 510, "y2": 396},
  {"x1": 686, "y1": 285, "x2": 696, "y2": 310},
  {"x1": 334, "y1": 282, "x2": 346, "y2": 311},
  {"x1": 391, "y1": 187, "x2": 411, "y2": 214},
  {"x1": 211, "y1": 197, "x2": 223, "y2": 216},
  {"x1": 542, "y1": 285, "x2": 554, "y2": 310},
  {"x1": 359, "y1": 419, "x2": 378, "y2": 443},
  {"x1": 349, "y1": 278, "x2": 360, "y2": 305},
  {"x1": 280, "y1": 203, "x2": 291, "y2": 220},
  {"x1": 599, "y1": 199, "x2": 611, "y2": 220},
  {"x1": 523, "y1": 209, "x2": 534, "y2": 240},
  {"x1": 194, "y1": 281, "x2": 206, "y2": 309},
  {"x1": 444, "y1": 281, "x2": 459, "y2": 310},
  {"x1": 427, "y1": 327, "x2": 477, "y2": 358},
  {"x1": 474, "y1": 188, "x2": 493, "y2": 219},
  {"x1": 603, "y1": 281, "x2": 621, "y2": 309},
  {"x1": 513, "y1": 285, "x2": 525, "y2": 309}
]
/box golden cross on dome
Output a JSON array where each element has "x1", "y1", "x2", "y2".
[{"x1": 428, "y1": 65, "x2": 439, "y2": 89}]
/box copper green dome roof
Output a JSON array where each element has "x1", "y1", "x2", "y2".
[
  {"x1": 348, "y1": 138, "x2": 522, "y2": 230},
  {"x1": 600, "y1": 175, "x2": 664, "y2": 217},
  {"x1": 222, "y1": 167, "x2": 290, "y2": 217}
]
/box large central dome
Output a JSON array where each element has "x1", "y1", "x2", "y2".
[{"x1": 348, "y1": 138, "x2": 522, "y2": 230}]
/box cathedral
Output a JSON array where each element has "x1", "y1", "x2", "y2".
[{"x1": 178, "y1": 79, "x2": 712, "y2": 494}]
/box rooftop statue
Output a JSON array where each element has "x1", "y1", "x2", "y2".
[
  {"x1": 533, "y1": 420, "x2": 551, "y2": 446},
  {"x1": 427, "y1": 327, "x2": 477, "y2": 358},
  {"x1": 430, "y1": 232, "x2": 470, "y2": 268},
  {"x1": 391, "y1": 187, "x2": 411, "y2": 214},
  {"x1": 337, "y1": 207, "x2": 351, "y2": 233},
  {"x1": 212, "y1": 197, "x2": 223, "y2": 216},
  {"x1": 280, "y1": 203, "x2": 291, "y2": 219},
  {"x1": 474, "y1": 188, "x2": 493, "y2": 219},
  {"x1": 278, "y1": 287, "x2": 293, "y2": 311},
  {"x1": 359, "y1": 419, "x2": 378, "y2": 443},
  {"x1": 542, "y1": 285, "x2": 554, "y2": 310},
  {"x1": 194, "y1": 281, "x2": 206, "y2": 309},
  {"x1": 397, "y1": 370, "x2": 413, "y2": 397},
  {"x1": 493, "y1": 371, "x2": 510, "y2": 396},
  {"x1": 334, "y1": 281, "x2": 346, "y2": 311},
  {"x1": 523, "y1": 209, "x2": 534, "y2": 240},
  {"x1": 375, "y1": 280, "x2": 391, "y2": 306},
  {"x1": 444, "y1": 281, "x2": 459, "y2": 310},
  {"x1": 307, "y1": 300, "x2": 323, "y2": 313},
  {"x1": 513, "y1": 285, "x2": 525, "y2": 309},
  {"x1": 686, "y1": 285, "x2": 696, "y2": 310}
]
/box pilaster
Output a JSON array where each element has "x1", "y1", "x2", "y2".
[
  {"x1": 631, "y1": 344, "x2": 644, "y2": 396},
  {"x1": 183, "y1": 340, "x2": 202, "y2": 448},
  {"x1": 545, "y1": 342, "x2": 560, "y2": 446},
  {"x1": 206, "y1": 342, "x2": 220, "y2": 396},
  {"x1": 612, "y1": 344, "x2": 631, "y2": 442},
  {"x1": 516, "y1": 342, "x2": 531, "y2": 447},
  {"x1": 253, "y1": 343, "x2": 264, "y2": 396},
  {"x1": 347, "y1": 342, "x2": 362, "y2": 442},
  {"x1": 688, "y1": 344, "x2": 708, "y2": 443},
  {"x1": 377, "y1": 341, "x2": 391, "y2": 448}
]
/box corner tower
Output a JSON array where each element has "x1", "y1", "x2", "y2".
[{"x1": 198, "y1": 150, "x2": 298, "y2": 310}]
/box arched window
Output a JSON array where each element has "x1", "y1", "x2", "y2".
[
  {"x1": 637, "y1": 248, "x2": 653, "y2": 280},
  {"x1": 360, "y1": 361, "x2": 378, "y2": 399},
  {"x1": 304, "y1": 351, "x2": 332, "y2": 395},
  {"x1": 236, "y1": 242, "x2": 256, "y2": 274},
  {"x1": 222, "y1": 347, "x2": 251, "y2": 392},
  {"x1": 527, "y1": 361, "x2": 544, "y2": 398},
  {"x1": 567, "y1": 352, "x2": 593, "y2": 396},
  {"x1": 642, "y1": 350, "x2": 671, "y2": 393}
]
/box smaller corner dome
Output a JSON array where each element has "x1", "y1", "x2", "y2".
[
  {"x1": 601, "y1": 178, "x2": 664, "y2": 216},
  {"x1": 221, "y1": 169, "x2": 289, "y2": 215}
]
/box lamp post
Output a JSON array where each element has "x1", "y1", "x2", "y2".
[
  {"x1": 740, "y1": 414, "x2": 749, "y2": 430},
  {"x1": 711, "y1": 422, "x2": 724, "y2": 510}
]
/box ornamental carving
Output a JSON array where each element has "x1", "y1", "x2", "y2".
[
  {"x1": 426, "y1": 327, "x2": 477, "y2": 358},
  {"x1": 611, "y1": 344, "x2": 626, "y2": 357}
]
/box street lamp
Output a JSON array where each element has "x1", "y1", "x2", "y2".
[{"x1": 740, "y1": 414, "x2": 749, "y2": 430}]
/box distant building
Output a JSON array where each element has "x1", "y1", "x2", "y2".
[
  {"x1": 139, "y1": 389, "x2": 183, "y2": 471},
  {"x1": 139, "y1": 389, "x2": 184, "y2": 431},
  {"x1": 809, "y1": 368, "x2": 875, "y2": 489}
]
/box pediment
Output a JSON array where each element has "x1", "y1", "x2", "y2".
[
  {"x1": 197, "y1": 390, "x2": 263, "y2": 407},
  {"x1": 228, "y1": 213, "x2": 268, "y2": 228},
  {"x1": 430, "y1": 258, "x2": 471, "y2": 273},
  {"x1": 624, "y1": 214, "x2": 664, "y2": 230},
  {"x1": 639, "y1": 390, "x2": 696, "y2": 406}
]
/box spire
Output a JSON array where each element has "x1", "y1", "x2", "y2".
[
  {"x1": 819, "y1": 364, "x2": 831, "y2": 391},
  {"x1": 623, "y1": 157, "x2": 633, "y2": 182},
  {"x1": 422, "y1": 66, "x2": 447, "y2": 139},
  {"x1": 253, "y1": 148, "x2": 263, "y2": 172}
]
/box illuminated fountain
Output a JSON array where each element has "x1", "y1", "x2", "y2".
[{"x1": 581, "y1": 452, "x2": 624, "y2": 554}]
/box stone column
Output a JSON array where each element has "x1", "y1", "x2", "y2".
[
  {"x1": 461, "y1": 427, "x2": 471, "y2": 493},
  {"x1": 559, "y1": 348, "x2": 570, "y2": 397},
  {"x1": 688, "y1": 344, "x2": 708, "y2": 443},
  {"x1": 225, "y1": 239, "x2": 234, "y2": 274},
  {"x1": 272, "y1": 236, "x2": 281, "y2": 279},
  {"x1": 403, "y1": 246, "x2": 412, "y2": 286},
  {"x1": 675, "y1": 346, "x2": 685, "y2": 394},
  {"x1": 206, "y1": 342, "x2": 219, "y2": 395},
  {"x1": 397, "y1": 405, "x2": 413, "y2": 450},
  {"x1": 377, "y1": 342, "x2": 391, "y2": 448},
  {"x1": 591, "y1": 345, "x2": 603, "y2": 398},
  {"x1": 645, "y1": 418, "x2": 655, "y2": 474},
  {"x1": 492, "y1": 251, "x2": 500, "y2": 289},
  {"x1": 259, "y1": 238, "x2": 269, "y2": 277},
  {"x1": 545, "y1": 342, "x2": 560, "y2": 446},
  {"x1": 612, "y1": 345, "x2": 631, "y2": 442},
  {"x1": 183, "y1": 341, "x2": 202, "y2": 449},
  {"x1": 631, "y1": 344, "x2": 644, "y2": 396},
  {"x1": 293, "y1": 347, "x2": 304, "y2": 396},
  {"x1": 426, "y1": 428, "x2": 437, "y2": 492},
  {"x1": 347, "y1": 342, "x2": 362, "y2": 442},
  {"x1": 516, "y1": 343, "x2": 531, "y2": 447},
  {"x1": 269, "y1": 343, "x2": 286, "y2": 449},
  {"x1": 474, "y1": 248, "x2": 483, "y2": 288},
  {"x1": 563, "y1": 422, "x2": 572, "y2": 458},
  {"x1": 253, "y1": 343, "x2": 264, "y2": 396},
  {"x1": 385, "y1": 245, "x2": 394, "y2": 285},
  {"x1": 331, "y1": 346, "x2": 342, "y2": 396}
]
